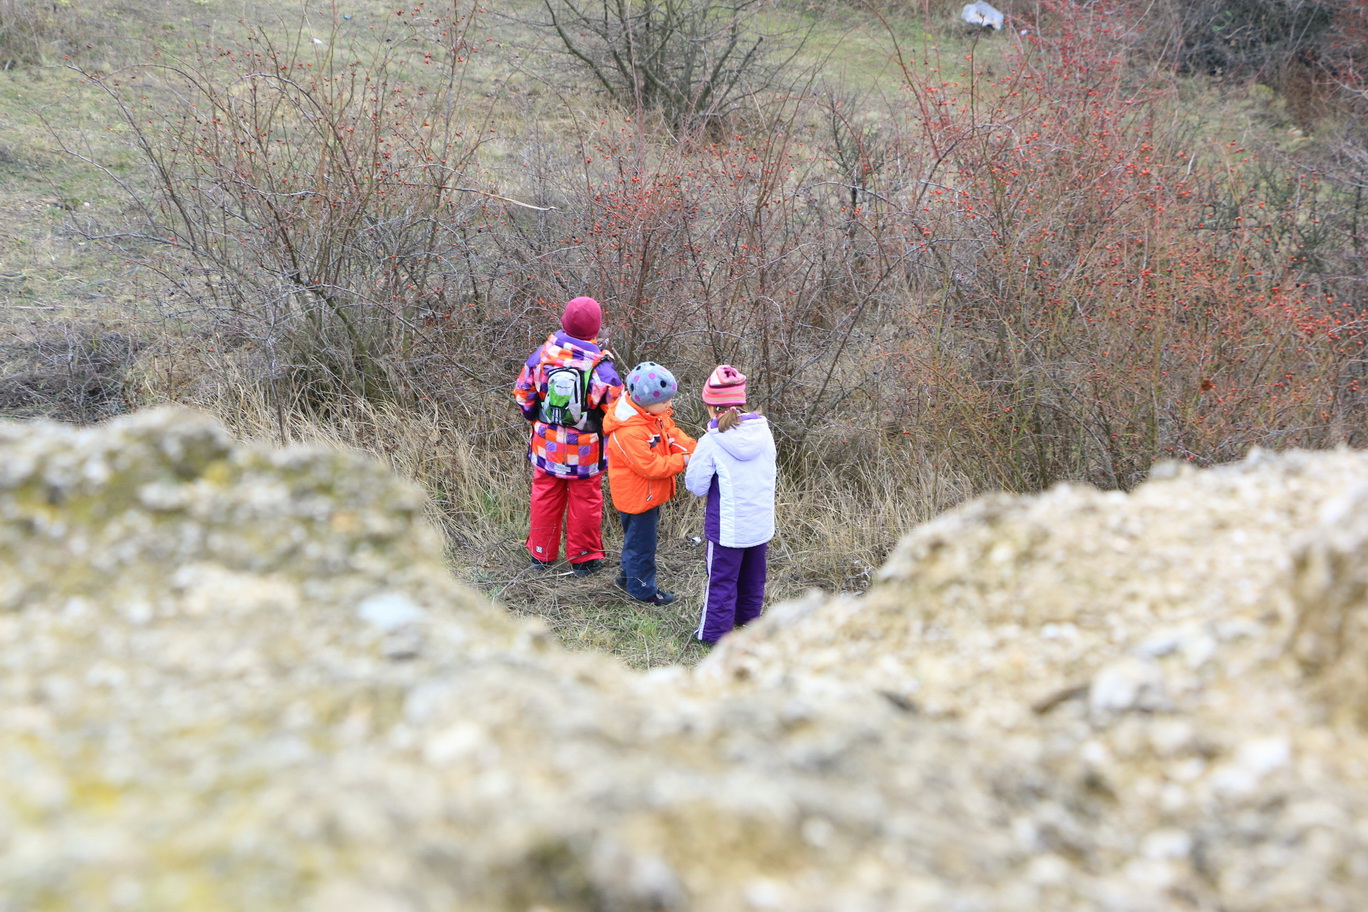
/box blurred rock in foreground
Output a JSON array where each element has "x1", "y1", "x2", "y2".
[{"x1": 1, "y1": 408, "x2": 1366, "y2": 911}]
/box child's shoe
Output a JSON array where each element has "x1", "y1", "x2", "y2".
[
  {"x1": 612, "y1": 580, "x2": 676, "y2": 605},
  {"x1": 571, "y1": 558, "x2": 603, "y2": 577}
]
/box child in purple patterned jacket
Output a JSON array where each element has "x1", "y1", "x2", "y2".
[{"x1": 513, "y1": 296, "x2": 623, "y2": 576}]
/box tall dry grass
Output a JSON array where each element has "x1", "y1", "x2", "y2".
[
  {"x1": 175, "y1": 356, "x2": 967, "y2": 667},
  {"x1": 0, "y1": 0, "x2": 90, "y2": 69}
]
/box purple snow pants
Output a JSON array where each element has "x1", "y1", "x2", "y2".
[{"x1": 696, "y1": 540, "x2": 768, "y2": 644}]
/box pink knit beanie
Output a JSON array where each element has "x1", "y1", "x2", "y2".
[
  {"x1": 561, "y1": 296, "x2": 602, "y2": 341},
  {"x1": 702, "y1": 364, "x2": 747, "y2": 407}
]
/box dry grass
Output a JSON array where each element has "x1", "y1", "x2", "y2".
[
  {"x1": 194, "y1": 374, "x2": 968, "y2": 668},
  {"x1": 0, "y1": 0, "x2": 94, "y2": 69}
]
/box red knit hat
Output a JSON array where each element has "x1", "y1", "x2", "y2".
[
  {"x1": 702, "y1": 364, "x2": 747, "y2": 406},
  {"x1": 561, "y1": 296, "x2": 602, "y2": 341}
]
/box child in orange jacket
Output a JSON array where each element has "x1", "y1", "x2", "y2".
[{"x1": 603, "y1": 362, "x2": 697, "y2": 605}]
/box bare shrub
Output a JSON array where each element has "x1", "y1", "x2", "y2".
[
  {"x1": 532, "y1": 0, "x2": 811, "y2": 134},
  {"x1": 1115, "y1": 0, "x2": 1368, "y2": 125},
  {"x1": 488, "y1": 91, "x2": 921, "y2": 457},
  {"x1": 1143, "y1": 0, "x2": 1335, "y2": 81},
  {"x1": 72, "y1": 5, "x2": 519, "y2": 415},
  {"x1": 858, "y1": 0, "x2": 1368, "y2": 490},
  {"x1": 491, "y1": 0, "x2": 1368, "y2": 493},
  {"x1": 0, "y1": 320, "x2": 139, "y2": 422}
]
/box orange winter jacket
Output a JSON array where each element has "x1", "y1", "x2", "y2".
[{"x1": 603, "y1": 393, "x2": 697, "y2": 515}]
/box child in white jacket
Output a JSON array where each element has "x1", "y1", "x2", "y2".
[{"x1": 684, "y1": 365, "x2": 777, "y2": 644}]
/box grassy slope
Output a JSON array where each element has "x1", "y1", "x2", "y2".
[
  {"x1": 0, "y1": 0, "x2": 1306, "y2": 668},
  {"x1": 0, "y1": 0, "x2": 294, "y2": 421}
]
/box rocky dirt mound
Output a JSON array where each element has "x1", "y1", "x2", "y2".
[{"x1": 1, "y1": 408, "x2": 1365, "y2": 910}]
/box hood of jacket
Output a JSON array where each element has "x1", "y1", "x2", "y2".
[
  {"x1": 604, "y1": 392, "x2": 671, "y2": 435},
  {"x1": 529, "y1": 331, "x2": 604, "y2": 372},
  {"x1": 710, "y1": 414, "x2": 770, "y2": 461}
]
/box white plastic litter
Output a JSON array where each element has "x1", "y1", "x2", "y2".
[{"x1": 962, "y1": 1, "x2": 1006, "y2": 30}]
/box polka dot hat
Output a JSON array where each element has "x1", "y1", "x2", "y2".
[{"x1": 625, "y1": 361, "x2": 678, "y2": 405}]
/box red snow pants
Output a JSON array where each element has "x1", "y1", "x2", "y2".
[{"x1": 526, "y1": 467, "x2": 606, "y2": 565}]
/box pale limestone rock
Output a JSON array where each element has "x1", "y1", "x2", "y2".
[
  {"x1": 1, "y1": 409, "x2": 1367, "y2": 911},
  {"x1": 703, "y1": 447, "x2": 1368, "y2": 909}
]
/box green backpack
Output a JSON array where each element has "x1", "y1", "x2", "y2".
[{"x1": 538, "y1": 355, "x2": 604, "y2": 431}]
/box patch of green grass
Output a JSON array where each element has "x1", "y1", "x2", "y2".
[
  {"x1": 552, "y1": 596, "x2": 699, "y2": 667},
  {"x1": 784, "y1": 3, "x2": 931, "y2": 94}
]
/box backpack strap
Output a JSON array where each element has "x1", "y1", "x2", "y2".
[{"x1": 581, "y1": 350, "x2": 609, "y2": 435}]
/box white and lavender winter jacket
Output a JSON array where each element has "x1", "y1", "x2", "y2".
[{"x1": 684, "y1": 414, "x2": 777, "y2": 549}]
